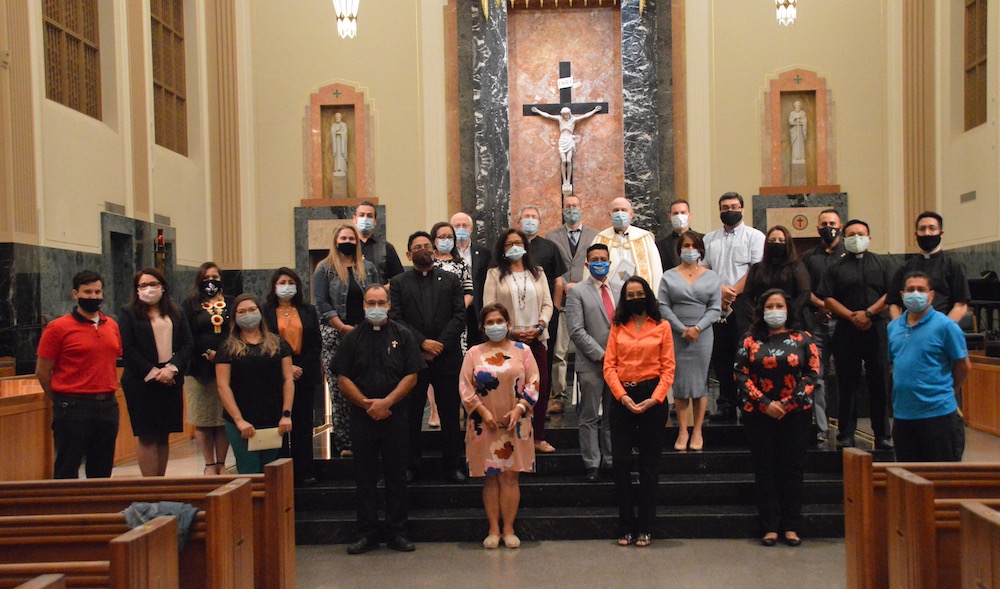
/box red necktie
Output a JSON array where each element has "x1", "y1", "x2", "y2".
[{"x1": 601, "y1": 284, "x2": 615, "y2": 322}]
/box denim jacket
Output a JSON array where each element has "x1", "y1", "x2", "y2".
[{"x1": 312, "y1": 259, "x2": 381, "y2": 322}]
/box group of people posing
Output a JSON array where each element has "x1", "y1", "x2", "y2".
[{"x1": 35, "y1": 195, "x2": 971, "y2": 555}]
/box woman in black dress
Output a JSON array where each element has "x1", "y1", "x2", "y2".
[
  {"x1": 263, "y1": 267, "x2": 323, "y2": 486},
  {"x1": 119, "y1": 267, "x2": 193, "y2": 476}
]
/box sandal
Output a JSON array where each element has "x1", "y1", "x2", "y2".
[
  {"x1": 482, "y1": 534, "x2": 500, "y2": 549},
  {"x1": 761, "y1": 532, "x2": 778, "y2": 547},
  {"x1": 204, "y1": 463, "x2": 216, "y2": 475},
  {"x1": 635, "y1": 533, "x2": 651, "y2": 547},
  {"x1": 215, "y1": 462, "x2": 227, "y2": 475},
  {"x1": 617, "y1": 534, "x2": 634, "y2": 547},
  {"x1": 340, "y1": 449, "x2": 353, "y2": 458}
]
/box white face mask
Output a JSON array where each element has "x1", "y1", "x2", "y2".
[
  {"x1": 763, "y1": 309, "x2": 787, "y2": 329},
  {"x1": 670, "y1": 213, "x2": 689, "y2": 231},
  {"x1": 138, "y1": 286, "x2": 163, "y2": 305},
  {"x1": 844, "y1": 235, "x2": 870, "y2": 254},
  {"x1": 275, "y1": 284, "x2": 297, "y2": 301}
]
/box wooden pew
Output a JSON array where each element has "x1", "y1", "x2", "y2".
[
  {"x1": 0, "y1": 479, "x2": 252, "y2": 589},
  {"x1": 842, "y1": 448, "x2": 1000, "y2": 589},
  {"x1": 960, "y1": 501, "x2": 1000, "y2": 589},
  {"x1": 12, "y1": 575, "x2": 65, "y2": 589},
  {"x1": 0, "y1": 459, "x2": 293, "y2": 589},
  {"x1": 886, "y1": 467, "x2": 1000, "y2": 589},
  {"x1": 0, "y1": 515, "x2": 177, "y2": 589}
]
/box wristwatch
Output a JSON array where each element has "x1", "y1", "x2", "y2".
[
  {"x1": 282, "y1": 410, "x2": 292, "y2": 418},
  {"x1": 864, "y1": 309, "x2": 874, "y2": 318}
]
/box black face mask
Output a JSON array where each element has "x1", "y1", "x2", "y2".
[
  {"x1": 916, "y1": 234, "x2": 941, "y2": 252},
  {"x1": 818, "y1": 226, "x2": 839, "y2": 246},
  {"x1": 765, "y1": 243, "x2": 788, "y2": 264},
  {"x1": 625, "y1": 298, "x2": 647, "y2": 316},
  {"x1": 77, "y1": 297, "x2": 103, "y2": 313},
  {"x1": 720, "y1": 211, "x2": 742, "y2": 226},
  {"x1": 337, "y1": 242, "x2": 358, "y2": 257},
  {"x1": 201, "y1": 279, "x2": 223, "y2": 298}
]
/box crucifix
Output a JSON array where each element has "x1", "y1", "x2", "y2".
[{"x1": 523, "y1": 61, "x2": 609, "y2": 196}]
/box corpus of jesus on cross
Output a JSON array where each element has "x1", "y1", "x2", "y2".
[{"x1": 523, "y1": 61, "x2": 609, "y2": 196}]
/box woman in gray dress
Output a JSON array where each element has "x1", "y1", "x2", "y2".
[{"x1": 657, "y1": 232, "x2": 722, "y2": 451}]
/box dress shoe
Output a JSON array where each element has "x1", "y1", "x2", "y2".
[
  {"x1": 547, "y1": 400, "x2": 564, "y2": 414},
  {"x1": 386, "y1": 535, "x2": 416, "y2": 552},
  {"x1": 673, "y1": 437, "x2": 689, "y2": 451},
  {"x1": 875, "y1": 437, "x2": 895, "y2": 450},
  {"x1": 688, "y1": 436, "x2": 704, "y2": 452},
  {"x1": 347, "y1": 537, "x2": 379, "y2": 554},
  {"x1": 783, "y1": 532, "x2": 801, "y2": 547},
  {"x1": 585, "y1": 468, "x2": 600, "y2": 483},
  {"x1": 502, "y1": 533, "x2": 521, "y2": 548},
  {"x1": 483, "y1": 534, "x2": 501, "y2": 549},
  {"x1": 836, "y1": 435, "x2": 855, "y2": 448},
  {"x1": 445, "y1": 468, "x2": 468, "y2": 483},
  {"x1": 760, "y1": 534, "x2": 778, "y2": 547},
  {"x1": 535, "y1": 441, "x2": 556, "y2": 453}
]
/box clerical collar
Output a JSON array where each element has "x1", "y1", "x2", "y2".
[
  {"x1": 420, "y1": 270, "x2": 429, "y2": 277},
  {"x1": 921, "y1": 246, "x2": 943, "y2": 259},
  {"x1": 372, "y1": 324, "x2": 381, "y2": 331}
]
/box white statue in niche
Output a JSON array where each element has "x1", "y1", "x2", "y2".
[
  {"x1": 330, "y1": 112, "x2": 349, "y2": 177},
  {"x1": 788, "y1": 100, "x2": 807, "y2": 164},
  {"x1": 531, "y1": 105, "x2": 601, "y2": 194}
]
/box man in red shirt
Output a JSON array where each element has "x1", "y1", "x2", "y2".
[{"x1": 35, "y1": 270, "x2": 123, "y2": 479}]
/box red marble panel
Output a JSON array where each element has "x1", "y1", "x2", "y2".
[{"x1": 507, "y1": 7, "x2": 624, "y2": 234}]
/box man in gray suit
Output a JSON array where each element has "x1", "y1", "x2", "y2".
[
  {"x1": 545, "y1": 194, "x2": 600, "y2": 415},
  {"x1": 564, "y1": 243, "x2": 618, "y2": 482}
]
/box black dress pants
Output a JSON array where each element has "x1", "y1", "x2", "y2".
[
  {"x1": 832, "y1": 321, "x2": 889, "y2": 439},
  {"x1": 892, "y1": 411, "x2": 964, "y2": 462},
  {"x1": 711, "y1": 316, "x2": 741, "y2": 414},
  {"x1": 406, "y1": 369, "x2": 462, "y2": 473},
  {"x1": 743, "y1": 409, "x2": 811, "y2": 534},
  {"x1": 609, "y1": 380, "x2": 669, "y2": 536},
  {"x1": 351, "y1": 406, "x2": 409, "y2": 540},
  {"x1": 280, "y1": 380, "x2": 317, "y2": 482},
  {"x1": 51, "y1": 394, "x2": 119, "y2": 479}
]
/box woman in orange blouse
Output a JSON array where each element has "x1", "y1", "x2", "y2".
[{"x1": 603, "y1": 276, "x2": 676, "y2": 548}]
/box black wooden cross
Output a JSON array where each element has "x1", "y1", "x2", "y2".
[{"x1": 522, "y1": 61, "x2": 609, "y2": 117}]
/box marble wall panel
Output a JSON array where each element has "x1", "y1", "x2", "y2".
[
  {"x1": 507, "y1": 7, "x2": 624, "y2": 235},
  {"x1": 656, "y1": 1, "x2": 675, "y2": 219},
  {"x1": 751, "y1": 193, "x2": 848, "y2": 233},
  {"x1": 458, "y1": 3, "x2": 477, "y2": 218},
  {"x1": 293, "y1": 205, "x2": 389, "y2": 298}
]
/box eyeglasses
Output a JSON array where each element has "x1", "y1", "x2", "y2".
[
  {"x1": 720, "y1": 204, "x2": 742, "y2": 212},
  {"x1": 410, "y1": 244, "x2": 434, "y2": 252},
  {"x1": 505, "y1": 240, "x2": 524, "y2": 248},
  {"x1": 137, "y1": 282, "x2": 161, "y2": 289}
]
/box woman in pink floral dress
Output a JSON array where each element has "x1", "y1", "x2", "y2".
[{"x1": 459, "y1": 303, "x2": 539, "y2": 549}]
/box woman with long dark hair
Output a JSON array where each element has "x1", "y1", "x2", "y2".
[
  {"x1": 119, "y1": 268, "x2": 193, "y2": 476},
  {"x1": 742, "y1": 225, "x2": 811, "y2": 323},
  {"x1": 735, "y1": 288, "x2": 819, "y2": 547},
  {"x1": 215, "y1": 293, "x2": 295, "y2": 474},
  {"x1": 263, "y1": 267, "x2": 322, "y2": 486},
  {"x1": 604, "y1": 276, "x2": 675, "y2": 548},
  {"x1": 182, "y1": 261, "x2": 233, "y2": 474},
  {"x1": 483, "y1": 227, "x2": 555, "y2": 453}
]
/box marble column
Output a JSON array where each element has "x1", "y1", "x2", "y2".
[
  {"x1": 471, "y1": 3, "x2": 511, "y2": 251},
  {"x1": 622, "y1": 0, "x2": 662, "y2": 235}
]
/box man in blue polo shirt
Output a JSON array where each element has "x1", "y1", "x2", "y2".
[{"x1": 887, "y1": 271, "x2": 970, "y2": 461}]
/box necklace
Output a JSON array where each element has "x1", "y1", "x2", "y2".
[
  {"x1": 279, "y1": 304, "x2": 292, "y2": 318},
  {"x1": 511, "y1": 272, "x2": 528, "y2": 310}
]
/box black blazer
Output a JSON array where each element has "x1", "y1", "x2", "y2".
[
  {"x1": 470, "y1": 243, "x2": 493, "y2": 317},
  {"x1": 389, "y1": 268, "x2": 466, "y2": 375},
  {"x1": 263, "y1": 302, "x2": 323, "y2": 388},
  {"x1": 118, "y1": 304, "x2": 194, "y2": 387}
]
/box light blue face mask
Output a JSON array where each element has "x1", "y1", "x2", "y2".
[
  {"x1": 611, "y1": 211, "x2": 630, "y2": 230},
  {"x1": 521, "y1": 218, "x2": 539, "y2": 236},
  {"x1": 455, "y1": 228, "x2": 471, "y2": 243},
  {"x1": 484, "y1": 323, "x2": 509, "y2": 342},
  {"x1": 356, "y1": 217, "x2": 375, "y2": 235},
  {"x1": 436, "y1": 238, "x2": 454, "y2": 254},
  {"x1": 563, "y1": 208, "x2": 582, "y2": 225},
  {"x1": 680, "y1": 249, "x2": 701, "y2": 264},
  {"x1": 365, "y1": 306, "x2": 388, "y2": 325},
  {"x1": 902, "y1": 291, "x2": 930, "y2": 313},
  {"x1": 275, "y1": 284, "x2": 297, "y2": 300},
  {"x1": 588, "y1": 260, "x2": 611, "y2": 278},
  {"x1": 505, "y1": 245, "x2": 526, "y2": 261}
]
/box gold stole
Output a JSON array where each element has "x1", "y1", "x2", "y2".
[{"x1": 595, "y1": 232, "x2": 654, "y2": 284}]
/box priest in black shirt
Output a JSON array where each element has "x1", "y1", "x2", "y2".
[{"x1": 334, "y1": 284, "x2": 425, "y2": 554}]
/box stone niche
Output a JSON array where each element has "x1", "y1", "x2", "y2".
[{"x1": 304, "y1": 83, "x2": 376, "y2": 204}]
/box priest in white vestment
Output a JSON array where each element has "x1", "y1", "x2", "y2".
[{"x1": 592, "y1": 197, "x2": 662, "y2": 293}]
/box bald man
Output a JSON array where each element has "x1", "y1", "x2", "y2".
[
  {"x1": 451, "y1": 212, "x2": 493, "y2": 345},
  {"x1": 592, "y1": 197, "x2": 662, "y2": 293}
]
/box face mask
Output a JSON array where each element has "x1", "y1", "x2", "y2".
[
  {"x1": 916, "y1": 234, "x2": 941, "y2": 252},
  {"x1": 275, "y1": 284, "x2": 297, "y2": 301},
  {"x1": 902, "y1": 291, "x2": 930, "y2": 313},
  {"x1": 236, "y1": 313, "x2": 262, "y2": 330},
  {"x1": 138, "y1": 286, "x2": 163, "y2": 305},
  {"x1": 844, "y1": 235, "x2": 870, "y2": 254},
  {"x1": 201, "y1": 279, "x2": 223, "y2": 298},
  {"x1": 356, "y1": 217, "x2": 375, "y2": 235},
  {"x1": 365, "y1": 306, "x2": 388, "y2": 325},
  {"x1": 625, "y1": 298, "x2": 647, "y2": 316},
  {"x1": 77, "y1": 297, "x2": 103, "y2": 313},
  {"x1": 680, "y1": 249, "x2": 701, "y2": 264},
  {"x1": 764, "y1": 309, "x2": 787, "y2": 329},
  {"x1": 337, "y1": 242, "x2": 358, "y2": 257},
  {"x1": 505, "y1": 245, "x2": 526, "y2": 261},
  {"x1": 436, "y1": 238, "x2": 454, "y2": 254},
  {"x1": 765, "y1": 243, "x2": 788, "y2": 264},
  {"x1": 563, "y1": 208, "x2": 582, "y2": 225},
  {"x1": 611, "y1": 211, "x2": 630, "y2": 230},
  {"x1": 455, "y1": 228, "x2": 471, "y2": 243},
  {"x1": 671, "y1": 213, "x2": 689, "y2": 231},
  {"x1": 412, "y1": 249, "x2": 435, "y2": 268},
  {"x1": 588, "y1": 260, "x2": 611, "y2": 278},
  {"x1": 484, "y1": 323, "x2": 509, "y2": 342},
  {"x1": 520, "y1": 218, "x2": 539, "y2": 236},
  {"x1": 818, "y1": 226, "x2": 839, "y2": 246},
  {"x1": 720, "y1": 211, "x2": 742, "y2": 226}
]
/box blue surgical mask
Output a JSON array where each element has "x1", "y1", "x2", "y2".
[
  {"x1": 436, "y1": 238, "x2": 454, "y2": 254},
  {"x1": 902, "y1": 291, "x2": 930, "y2": 313},
  {"x1": 484, "y1": 323, "x2": 509, "y2": 342},
  {"x1": 763, "y1": 310, "x2": 787, "y2": 329},
  {"x1": 455, "y1": 228, "x2": 471, "y2": 243},
  {"x1": 275, "y1": 284, "x2": 297, "y2": 301},
  {"x1": 356, "y1": 217, "x2": 375, "y2": 235},
  {"x1": 563, "y1": 208, "x2": 582, "y2": 225},
  {"x1": 505, "y1": 245, "x2": 526, "y2": 261},
  {"x1": 588, "y1": 260, "x2": 611, "y2": 278},
  {"x1": 680, "y1": 249, "x2": 701, "y2": 264},
  {"x1": 520, "y1": 218, "x2": 539, "y2": 236},
  {"x1": 365, "y1": 306, "x2": 388, "y2": 325},
  {"x1": 611, "y1": 211, "x2": 630, "y2": 230},
  {"x1": 236, "y1": 313, "x2": 262, "y2": 330}
]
